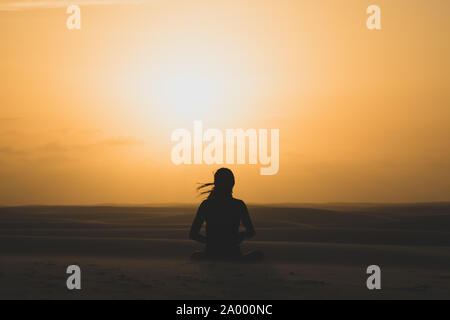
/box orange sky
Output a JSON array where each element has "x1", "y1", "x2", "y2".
[{"x1": 1, "y1": 0, "x2": 449, "y2": 205}]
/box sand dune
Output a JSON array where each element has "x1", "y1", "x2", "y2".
[{"x1": 1, "y1": 204, "x2": 449, "y2": 299}]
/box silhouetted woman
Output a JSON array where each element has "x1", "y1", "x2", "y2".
[{"x1": 189, "y1": 168, "x2": 263, "y2": 261}]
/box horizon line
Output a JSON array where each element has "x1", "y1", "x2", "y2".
[{"x1": 1, "y1": 201, "x2": 450, "y2": 208}]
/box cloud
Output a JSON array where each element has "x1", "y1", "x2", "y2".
[
  {"x1": 37, "y1": 136, "x2": 145, "y2": 153},
  {"x1": 99, "y1": 136, "x2": 146, "y2": 147},
  {"x1": 0, "y1": 0, "x2": 148, "y2": 11},
  {"x1": 0, "y1": 136, "x2": 145, "y2": 159},
  {"x1": 0, "y1": 117, "x2": 20, "y2": 122},
  {"x1": 0, "y1": 146, "x2": 26, "y2": 156}
]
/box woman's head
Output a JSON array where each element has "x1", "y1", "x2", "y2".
[
  {"x1": 198, "y1": 168, "x2": 235, "y2": 199},
  {"x1": 214, "y1": 168, "x2": 235, "y2": 192}
]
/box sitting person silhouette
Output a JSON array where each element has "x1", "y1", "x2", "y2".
[{"x1": 189, "y1": 168, "x2": 263, "y2": 261}]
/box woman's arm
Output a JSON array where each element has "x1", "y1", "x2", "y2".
[
  {"x1": 189, "y1": 202, "x2": 207, "y2": 244},
  {"x1": 239, "y1": 201, "x2": 256, "y2": 243}
]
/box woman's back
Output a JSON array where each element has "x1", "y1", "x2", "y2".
[
  {"x1": 201, "y1": 198, "x2": 249, "y2": 252},
  {"x1": 189, "y1": 168, "x2": 259, "y2": 261}
]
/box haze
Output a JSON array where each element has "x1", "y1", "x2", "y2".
[{"x1": 1, "y1": 0, "x2": 449, "y2": 205}]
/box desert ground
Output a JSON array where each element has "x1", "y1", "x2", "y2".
[{"x1": 0, "y1": 204, "x2": 449, "y2": 299}]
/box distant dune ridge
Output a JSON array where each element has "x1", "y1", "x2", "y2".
[{"x1": 1, "y1": 204, "x2": 449, "y2": 299}]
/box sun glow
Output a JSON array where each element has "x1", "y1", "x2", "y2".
[
  {"x1": 121, "y1": 33, "x2": 269, "y2": 128},
  {"x1": 154, "y1": 64, "x2": 228, "y2": 120},
  {"x1": 123, "y1": 50, "x2": 255, "y2": 127}
]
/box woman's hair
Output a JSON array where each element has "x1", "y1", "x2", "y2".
[{"x1": 198, "y1": 168, "x2": 235, "y2": 199}]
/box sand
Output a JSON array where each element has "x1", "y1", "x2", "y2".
[{"x1": 0, "y1": 204, "x2": 449, "y2": 299}]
